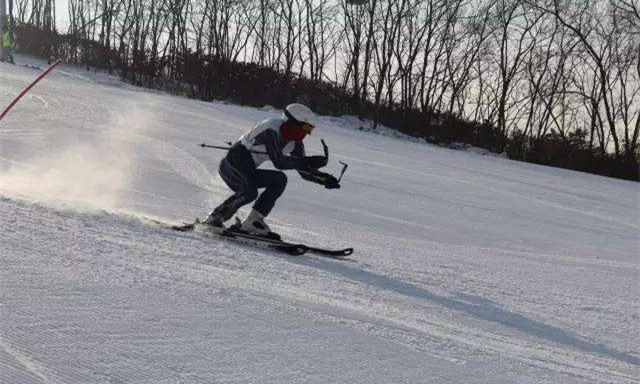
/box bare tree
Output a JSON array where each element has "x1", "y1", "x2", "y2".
[
  {"x1": 491, "y1": 0, "x2": 543, "y2": 136},
  {"x1": 416, "y1": 0, "x2": 450, "y2": 116},
  {"x1": 610, "y1": 0, "x2": 640, "y2": 156},
  {"x1": 392, "y1": 0, "x2": 432, "y2": 112},
  {"x1": 12, "y1": 0, "x2": 637, "y2": 172},
  {"x1": 301, "y1": 0, "x2": 338, "y2": 84},
  {"x1": 529, "y1": 0, "x2": 628, "y2": 157},
  {"x1": 444, "y1": 0, "x2": 492, "y2": 116},
  {"x1": 369, "y1": 0, "x2": 409, "y2": 128}
]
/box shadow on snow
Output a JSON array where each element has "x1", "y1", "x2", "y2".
[{"x1": 292, "y1": 256, "x2": 638, "y2": 367}]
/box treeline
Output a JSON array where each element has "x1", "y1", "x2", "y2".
[{"x1": 10, "y1": 0, "x2": 640, "y2": 180}]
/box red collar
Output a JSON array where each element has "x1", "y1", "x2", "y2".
[{"x1": 280, "y1": 121, "x2": 307, "y2": 142}]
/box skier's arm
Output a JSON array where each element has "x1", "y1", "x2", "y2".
[
  {"x1": 293, "y1": 140, "x2": 328, "y2": 169},
  {"x1": 291, "y1": 141, "x2": 305, "y2": 158},
  {"x1": 292, "y1": 141, "x2": 338, "y2": 188},
  {"x1": 263, "y1": 130, "x2": 307, "y2": 170}
]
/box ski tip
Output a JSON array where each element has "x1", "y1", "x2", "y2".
[
  {"x1": 327, "y1": 248, "x2": 354, "y2": 258},
  {"x1": 278, "y1": 244, "x2": 309, "y2": 256},
  {"x1": 307, "y1": 247, "x2": 354, "y2": 258},
  {"x1": 171, "y1": 223, "x2": 195, "y2": 231}
]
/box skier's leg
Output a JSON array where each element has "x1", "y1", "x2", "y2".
[
  {"x1": 252, "y1": 170, "x2": 288, "y2": 217},
  {"x1": 237, "y1": 170, "x2": 287, "y2": 236},
  {"x1": 207, "y1": 158, "x2": 258, "y2": 224}
]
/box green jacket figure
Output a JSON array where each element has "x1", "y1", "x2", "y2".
[{"x1": 2, "y1": 25, "x2": 15, "y2": 64}]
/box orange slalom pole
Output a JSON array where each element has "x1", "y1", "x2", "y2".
[{"x1": 0, "y1": 59, "x2": 61, "y2": 122}]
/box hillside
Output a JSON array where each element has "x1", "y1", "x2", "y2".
[{"x1": 1, "y1": 57, "x2": 638, "y2": 383}]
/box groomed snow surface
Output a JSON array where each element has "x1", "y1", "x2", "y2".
[{"x1": 1, "y1": 57, "x2": 638, "y2": 384}]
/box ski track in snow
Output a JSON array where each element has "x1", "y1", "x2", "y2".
[{"x1": 1, "y1": 56, "x2": 639, "y2": 383}]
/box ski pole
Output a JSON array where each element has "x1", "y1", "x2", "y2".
[
  {"x1": 321, "y1": 139, "x2": 350, "y2": 181},
  {"x1": 200, "y1": 143, "x2": 233, "y2": 151},
  {"x1": 321, "y1": 139, "x2": 329, "y2": 158},
  {"x1": 337, "y1": 161, "x2": 349, "y2": 182},
  {"x1": 0, "y1": 59, "x2": 61, "y2": 122},
  {"x1": 199, "y1": 143, "x2": 268, "y2": 155},
  {"x1": 200, "y1": 142, "x2": 350, "y2": 180}
]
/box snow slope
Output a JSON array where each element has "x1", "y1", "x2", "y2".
[{"x1": 1, "y1": 57, "x2": 638, "y2": 383}]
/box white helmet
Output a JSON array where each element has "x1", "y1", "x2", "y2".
[{"x1": 283, "y1": 103, "x2": 317, "y2": 128}]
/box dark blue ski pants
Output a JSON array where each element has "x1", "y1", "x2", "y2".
[{"x1": 213, "y1": 153, "x2": 288, "y2": 221}]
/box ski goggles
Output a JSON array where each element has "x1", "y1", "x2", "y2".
[{"x1": 301, "y1": 123, "x2": 315, "y2": 135}]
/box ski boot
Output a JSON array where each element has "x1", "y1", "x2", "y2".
[
  {"x1": 194, "y1": 212, "x2": 225, "y2": 233},
  {"x1": 231, "y1": 210, "x2": 281, "y2": 241}
]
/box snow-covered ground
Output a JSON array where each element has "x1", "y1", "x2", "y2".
[{"x1": 1, "y1": 56, "x2": 638, "y2": 384}]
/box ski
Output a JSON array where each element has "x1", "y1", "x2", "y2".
[
  {"x1": 221, "y1": 228, "x2": 354, "y2": 258},
  {"x1": 167, "y1": 219, "x2": 353, "y2": 259}
]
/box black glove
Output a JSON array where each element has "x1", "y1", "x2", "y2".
[
  {"x1": 299, "y1": 169, "x2": 340, "y2": 189},
  {"x1": 304, "y1": 155, "x2": 328, "y2": 169},
  {"x1": 323, "y1": 175, "x2": 340, "y2": 189}
]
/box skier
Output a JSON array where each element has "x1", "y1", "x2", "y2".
[
  {"x1": 1, "y1": 24, "x2": 15, "y2": 64},
  {"x1": 202, "y1": 103, "x2": 341, "y2": 238}
]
